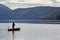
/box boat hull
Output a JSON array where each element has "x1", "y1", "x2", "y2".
[{"x1": 8, "y1": 28, "x2": 20, "y2": 31}]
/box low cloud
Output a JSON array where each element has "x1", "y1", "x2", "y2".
[
  {"x1": 0, "y1": 0, "x2": 60, "y2": 9},
  {"x1": 56, "y1": 0, "x2": 60, "y2": 2}
]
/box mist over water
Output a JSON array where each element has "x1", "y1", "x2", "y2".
[{"x1": 0, "y1": 23, "x2": 60, "y2": 40}]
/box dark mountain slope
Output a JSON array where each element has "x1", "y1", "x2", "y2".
[
  {"x1": 0, "y1": 4, "x2": 12, "y2": 20},
  {"x1": 10, "y1": 6, "x2": 60, "y2": 20}
]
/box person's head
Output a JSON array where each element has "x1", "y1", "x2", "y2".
[{"x1": 13, "y1": 22, "x2": 14, "y2": 23}]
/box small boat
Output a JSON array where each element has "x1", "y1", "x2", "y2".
[
  {"x1": 8, "y1": 28, "x2": 20, "y2": 31},
  {"x1": 8, "y1": 22, "x2": 21, "y2": 31}
]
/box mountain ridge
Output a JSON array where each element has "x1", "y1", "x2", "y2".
[
  {"x1": 0, "y1": 4, "x2": 12, "y2": 20},
  {"x1": 0, "y1": 4, "x2": 60, "y2": 21},
  {"x1": 10, "y1": 6, "x2": 60, "y2": 20}
]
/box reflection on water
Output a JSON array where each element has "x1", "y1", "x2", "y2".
[
  {"x1": 12, "y1": 30, "x2": 14, "y2": 40},
  {"x1": 0, "y1": 23, "x2": 60, "y2": 40},
  {"x1": 10, "y1": 28, "x2": 20, "y2": 40}
]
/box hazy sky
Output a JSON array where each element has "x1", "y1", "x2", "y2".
[{"x1": 0, "y1": 0, "x2": 60, "y2": 9}]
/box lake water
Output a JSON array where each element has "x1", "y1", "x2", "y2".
[{"x1": 0, "y1": 23, "x2": 60, "y2": 40}]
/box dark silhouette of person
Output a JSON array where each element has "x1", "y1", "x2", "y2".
[{"x1": 12, "y1": 22, "x2": 15, "y2": 29}]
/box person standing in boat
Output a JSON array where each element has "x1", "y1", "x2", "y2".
[{"x1": 12, "y1": 22, "x2": 15, "y2": 29}]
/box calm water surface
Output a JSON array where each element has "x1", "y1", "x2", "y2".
[{"x1": 0, "y1": 23, "x2": 60, "y2": 40}]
